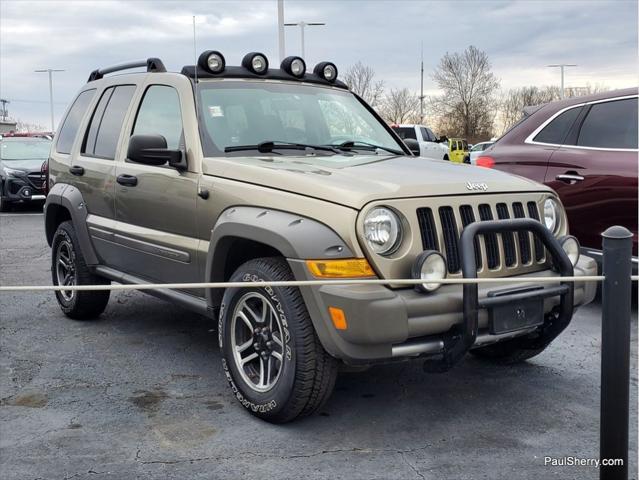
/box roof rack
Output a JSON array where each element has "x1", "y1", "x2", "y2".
[{"x1": 87, "y1": 57, "x2": 166, "y2": 82}]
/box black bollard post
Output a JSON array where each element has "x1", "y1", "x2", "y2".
[{"x1": 600, "y1": 226, "x2": 633, "y2": 480}]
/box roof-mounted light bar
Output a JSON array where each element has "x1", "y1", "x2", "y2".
[{"x1": 179, "y1": 51, "x2": 346, "y2": 88}]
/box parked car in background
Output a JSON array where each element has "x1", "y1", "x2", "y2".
[
  {"x1": 0, "y1": 136, "x2": 51, "y2": 211},
  {"x1": 391, "y1": 124, "x2": 449, "y2": 160},
  {"x1": 476, "y1": 87, "x2": 638, "y2": 266},
  {"x1": 447, "y1": 138, "x2": 469, "y2": 163},
  {"x1": 469, "y1": 141, "x2": 494, "y2": 165}
]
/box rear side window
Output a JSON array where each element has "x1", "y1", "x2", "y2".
[
  {"x1": 393, "y1": 127, "x2": 417, "y2": 140},
  {"x1": 577, "y1": 98, "x2": 638, "y2": 149},
  {"x1": 82, "y1": 85, "x2": 136, "y2": 159},
  {"x1": 55, "y1": 89, "x2": 95, "y2": 154},
  {"x1": 132, "y1": 85, "x2": 184, "y2": 149},
  {"x1": 426, "y1": 128, "x2": 437, "y2": 141},
  {"x1": 533, "y1": 106, "x2": 582, "y2": 145},
  {"x1": 420, "y1": 127, "x2": 431, "y2": 141}
]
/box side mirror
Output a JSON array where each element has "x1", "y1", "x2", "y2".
[
  {"x1": 403, "y1": 138, "x2": 420, "y2": 156},
  {"x1": 127, "y1": 134, "x2": 186, "y2": 170}
]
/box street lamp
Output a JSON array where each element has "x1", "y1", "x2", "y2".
[
  {"x1": 547, "y1": 64, "x2": 577, "y2": 99},
  {"x1": 284, "y1": 20, "x2": 325, "y2": 59},
  {"x1": 34, "y1": 68, "x2": 65, "y2": 132}
]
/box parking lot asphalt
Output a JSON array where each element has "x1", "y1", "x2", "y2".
[{"x1": 0, "y1": 206, "x2": 637, "y2": 480}]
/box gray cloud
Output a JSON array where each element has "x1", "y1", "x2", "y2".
[{"x1": 0, "y1": 0, "x2": 636, "y2": 127}]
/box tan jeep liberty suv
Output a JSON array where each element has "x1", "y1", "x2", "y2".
[{"x1": 44, "y1": 52, "x2": 597, "y2": 423}]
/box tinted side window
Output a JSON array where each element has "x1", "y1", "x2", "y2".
[
  {"x1": 132, "y1": 86, "x2": 183, "y2": 149},
  {"x1": 420, "y1": 127, "x2": 430, "y2": 141},
  {"x1": 426, "y1": 128, "x2": 437, "y2": 141},
  {"x1": 393, "y1": 127, "x2": 416, "y2": 140},
  {"x1": 56, "y1": 89, "x2": 96, "y2": 154},
  {"x1": 533, "y1": 106, "x2": 582, "y2": 145},
  {"x1": 83, "y1": 85, "x2": 136, "y2": 159},
  {"x1": 577, "y1": 98, "x2": 638, "y2": 149}
]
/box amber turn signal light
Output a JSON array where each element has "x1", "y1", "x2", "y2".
[
  {"x1": 328, "y1": 306, "x2": 348, "y2": 330},
  {"x1": 306, "y1": 258, "x2": 376, "y2": 278}
]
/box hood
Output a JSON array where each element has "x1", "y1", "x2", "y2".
[
  {"x1": 1, "y1": 159, "x2": 45, "y2": 172},
  {"x1": 204, "y1": 154, "x2": 551, "y2": 210}
]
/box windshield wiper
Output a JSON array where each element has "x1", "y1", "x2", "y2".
[
  {"x1": 326, "y1": 140, "x2": 404, "y2": 156},
  {"x1": 225, "y1": 140, "x2": 341, "y2": 154}
]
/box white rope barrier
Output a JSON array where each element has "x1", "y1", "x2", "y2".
[{"x1": 1, "y1": 275, "x2": 637, "y2": 293}]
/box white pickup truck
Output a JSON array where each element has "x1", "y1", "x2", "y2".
[{"x1": 391, "y1": 124, "x2": 449, "y2": 160}]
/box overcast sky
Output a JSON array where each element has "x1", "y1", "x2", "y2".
[{"x1": 1, "y1": 0, "x2": 637, "y2": 128}]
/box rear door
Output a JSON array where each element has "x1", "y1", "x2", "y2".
[
  {"x1": 113, "y1": 78, "x2": 200, "y2": 285},
  {"x1": 72, "y1": 83, "x2": 137, "y2": 263},
  {"x1": 544, "y1": 96, "x2": 638, "y2": 253}
]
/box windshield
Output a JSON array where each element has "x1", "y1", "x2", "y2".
[
  {"x1": 0, "y1": 139, "x2": 51, "y2": 161},
  {"x1": 197, "y1": 81, "x2": 404, "y2": 157}
]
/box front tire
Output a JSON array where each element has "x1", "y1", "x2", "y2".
[
  {"x1": 51, "y1": 221, "x2": 110, "y2": 320},
  {"x1": 219, "y1": 257, "x2": 338, "y2": 423},
  {"x1": 0, "y1": 196, "x2": 11, "y2": 212}
]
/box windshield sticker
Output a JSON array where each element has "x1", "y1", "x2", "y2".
[{"x1": 208, "y1": 105, "x2": 224, "y2": 117}]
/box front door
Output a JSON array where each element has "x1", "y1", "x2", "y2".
[{"x1": 113, "y1": 82, "x2": 200, "y2": 284}]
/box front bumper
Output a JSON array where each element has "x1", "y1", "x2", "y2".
[
  {"x1": 290, "y1": 220, "x2": 597, "y2": 365},
  {"x1": 1, "y1": 174, "x2": 46, "y2": 202}
]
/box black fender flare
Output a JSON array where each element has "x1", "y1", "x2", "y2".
[
  {"x1": 205, "y1": 206, "x2": 354, "y2": 308},
  {"x1": 44, "y1": 182, "x2": 99, "y2": 265}
]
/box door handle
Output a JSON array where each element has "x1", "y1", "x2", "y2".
[
  {"x1": 556, "y1": 173, "x2": 584, "y2": 183},
  {"x1": 116, "y1": 174, "x2": 138, "y2": 187},
  {"x1": 69, "y1": 165, "x2": 85, "y2": 176}
]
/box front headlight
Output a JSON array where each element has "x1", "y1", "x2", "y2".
[
  {"x1": 363, "y1": 207, "x2": 402, "y2": 255},
  {"x1": 3, "y1": 167, "x2": 24, "y2": 177},
  {"x1": 543, "y1": 198, "x2": 561, "y2": 234}
]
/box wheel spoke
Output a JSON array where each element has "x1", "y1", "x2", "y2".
[
  {"x1": 240, "y1": 352, "x2": 258, "y2": 366},
  {"x1": 272, "y1": 331, "x2": 282, "y2": 346},
  {"x1": 261, "y1": 297, "x2": 268, "y2": 323},
  {"x1": 235, "y1": 338, "x2": 253, "y2": 353},
  {"x1": 258, "y1": 357, "x2": 265, "y2": 387},
  {"x1": 243, "y1": 303, "x2": 261, "y2": 324},
  {"x1": 58, "y1": 258, "x2": 70, "y2": 270},
  {"x1": 267, "y1": 356, "x2": 272, "y2": 384},
  {"x1": 237, "y1": 311, "x2": 253, "y2": 332},
  {"x1": 271, "y1": 350, "x2": 282, "y2": 362}
]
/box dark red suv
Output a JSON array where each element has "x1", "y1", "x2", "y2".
[{"x1": 477, "y1": 88, "x2": 638, "y2": 267}]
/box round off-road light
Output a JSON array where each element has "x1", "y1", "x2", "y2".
[
  {"x1": 198, "y1": 50, "x2": 225, "y2": 73},
  {"x1": 559, "y1": 235, "x2": 580, "y2": 266},
  {"x1": 281, "y1": 56, "x2": 306, "y2": 78},
  {"x1": 313, "y1": 61, "x2": 338, "y2": 82},
  {"x1": 543, "y1": 198, "x2": 560, "y2": 234},
  {"x1": 412, "y1": 251, "x2": 447, "y2": 293},
  {"x1": 242, "y1": 52, "x2": 268, "y2": 74}
]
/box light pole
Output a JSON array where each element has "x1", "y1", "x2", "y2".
[
  {"x1": 284, "y1": 20, "x2": 325, "y2": 59},
  {"x1": 277, "y1": 0, "x2": 286, "y2": 62},
  {"x1": 547, "y1": 64, "x2": 577, "y2": 99},
  {"x1": 34, "y1": 68, "x2": 65, "y2": 132},
  {"x1": 419, "y1": 41, "x2": 424, "y2": 124}
]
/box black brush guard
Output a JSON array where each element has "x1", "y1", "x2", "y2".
[{"x1": 423, "y1": 218, "x2": 574, "y2": 372}]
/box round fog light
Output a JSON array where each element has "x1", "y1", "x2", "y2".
[
  {"x1": 412, "y1": 251, "x2": 447, "y2": 293},
  {"x1": 242, "y1": 52, "x2": 269, "y2": 74},
  {"x1": 560, "y1": 235, "x2": 580, "y2": 266}
]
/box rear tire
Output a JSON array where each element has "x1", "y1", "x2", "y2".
[
  {"x1": 51, "y1": 221, "x2": 110, "y2": 320},
  {"x1": 219, "y1": 257, "x2": 338, "y2": 423},
  {"x1": 443, "y1": 155, "x2": 449, "y2": 161}
]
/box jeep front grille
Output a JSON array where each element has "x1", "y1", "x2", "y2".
[{"x1": 416, "y1": 201, "x2": 546, "y2": 275}]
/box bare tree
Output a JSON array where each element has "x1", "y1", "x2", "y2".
[
  {"x1": 431, "y1": 45, "x2": 500, "y2": 141},
  {"x1": 499, "y1": 86, "x2": 561, "y2": 133},
  {"x1": 380, "y1": 88, "x2": 419, "y2": 124},
  {"x1": 342, "y1": 61, "x2": 385, "y2": 107}
]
